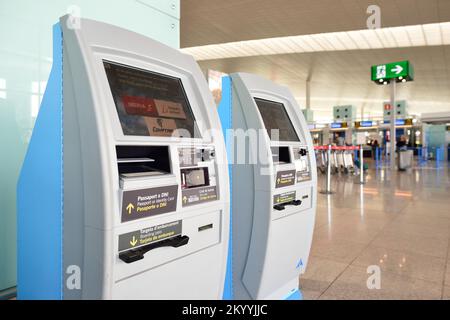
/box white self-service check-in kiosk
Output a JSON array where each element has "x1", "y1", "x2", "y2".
[
  {"x1": 219, "y1": 73, "x2": 317, "y2": 300},
  {"x1": 17, "y1": 16, "x2": 229, "y2": 299}
]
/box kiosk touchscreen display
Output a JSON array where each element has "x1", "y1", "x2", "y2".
[
  {"x1": 254, "y1": 98, "x2": 300, "y2": 142},
  {"x1": 103, "y1": 61, "x2": 200, "y2": 138}
]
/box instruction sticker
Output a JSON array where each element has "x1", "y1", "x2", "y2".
[
  {"x1": 274, "y1": 191, "x2": 296, "y2": 205},
  {"x1": 122, "y1": 95, "x2": 158, "y2": 117},
  {"x1": 121, "y1": 185, "x2": 178, "y2": 222},
  {"x1": 297, "y1": 171, "x2": 311, "y2": 182},
  {"x1": 118, "y1": 220, "x2": 182, "y2": 252},
  {"x1": 275, "y1": 170, "x2": 296, "y2": 188},
  {"x1": 155, "y1": 100, "x2": 187, "y2": 119},
  {"x1": 182, "y1": 186, "x2": 218, "y2": 207}
]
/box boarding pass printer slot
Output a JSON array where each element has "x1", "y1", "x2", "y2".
[{"x1": 116, "y1": 145, "x2": 171, "y2": 179}]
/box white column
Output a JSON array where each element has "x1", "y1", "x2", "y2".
[
  {"x1": 390, "y1": 81, "x2": 397, "y2": 170},
  {"x1": 306, "y1": 79, "x2": 311, "y2": 110}
]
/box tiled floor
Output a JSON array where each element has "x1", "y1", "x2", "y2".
[{"x1": 299, "y1": 160, "x2": 450, "y2": 300}]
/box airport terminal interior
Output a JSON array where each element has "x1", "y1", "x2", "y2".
[{"x1": 1, "y1": 0, "x2": 450, "y2": 301}]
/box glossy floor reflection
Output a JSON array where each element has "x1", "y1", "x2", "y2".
[{"x1": 299, "y1": 160, "x2": 450, "y2": 300}]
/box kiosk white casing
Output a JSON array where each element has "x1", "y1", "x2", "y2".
[
  {"x1": 221, "y1": 73, "x2": 317, "y2": 300},
  {"x1": 18, "y1": 16, "x2": 229, "y2": 300}
]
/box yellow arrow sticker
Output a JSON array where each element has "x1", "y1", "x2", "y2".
[
  {"x1": 126, "y1": 203, "x2": 135, "y2": 214},
  {"x1": 130, "y1": 236, "x2": 138, "y2": 247}
]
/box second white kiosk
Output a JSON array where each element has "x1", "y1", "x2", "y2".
[{"x1": 219, "y1": 73, "x2": 317, "y2": 300}]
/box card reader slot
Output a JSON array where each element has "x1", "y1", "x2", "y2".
[
  {"x1": 198, "y1": 224, "x2": 213, "y2": 232},
  {"x1": 181, "y1": 167, "x2": 210, "y2": 189},
  {"x1": 119, "y1": 235, "x2": 190, "y2": 264},
  {"x1": 273, "y1": 200, "x2": 302, "y2": 211}
]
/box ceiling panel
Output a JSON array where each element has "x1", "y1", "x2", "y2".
[
  {"x1": 197, "y1": 45, "x2": 450, "y2": 121},
  {"x1": 181, "y1": 0, "x2": 450, "y2": 47},
  {"x1": 181, "y1": 0, "x2": 450, "y2": 121}
]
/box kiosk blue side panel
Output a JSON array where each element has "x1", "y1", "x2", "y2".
[
  {"x1": 218, "y1": 76, "x2": 233, "y2": 300},
  {"x1": 17, "y1": 23, "x2": 63, "y2": 300},
  {"x1": 284, "y1": 289, "x2": 302, "y2": 300}
]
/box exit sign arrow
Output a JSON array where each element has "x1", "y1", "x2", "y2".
[
  {"x1": 371, "y1": 60, "x2": 414, "y2": 84},
  {"x1": 391, "y1": 65, "x2": 403, "y2": 74}
]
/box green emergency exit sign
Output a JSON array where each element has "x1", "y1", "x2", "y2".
[{"x1": 371, "y1": 60, "x2": 414, "y2": 84}]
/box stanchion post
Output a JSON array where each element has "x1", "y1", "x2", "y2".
[
  {"x1": 379, "y1": 147, "x2": 382, "y2": 167},
  {"x1": 375, "y1": 147, "x2": 380, "y2": 168},
  {"x1": 327, "y1": 146, "x2": 332, "y2": 191},
  {"x1": 320, "y1": 145, "x2": 334, "y2": 195},
  {"x1": 380, "y1": 147, "x2": 384, "y2": 165},
  {"x1": 436, "y1": 147, "x2": 441, "y2": 168},
  {"x1": 360, "y1": 145, "x2": 364, "y2": 184},
  {"x1": 356, "y1": 145, "x2": 365, "y2": 185},
  {"x1": 418, "y1": 147, "x2": 422, "y2": 165}
]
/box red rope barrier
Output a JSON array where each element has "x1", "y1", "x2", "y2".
[{"x1": 314, "y1": 145, "x2": 361, "y2": 151}]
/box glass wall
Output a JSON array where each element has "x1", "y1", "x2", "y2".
[{"x1": 0, "y1": 0, "x2": 180, "y2": 292}]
